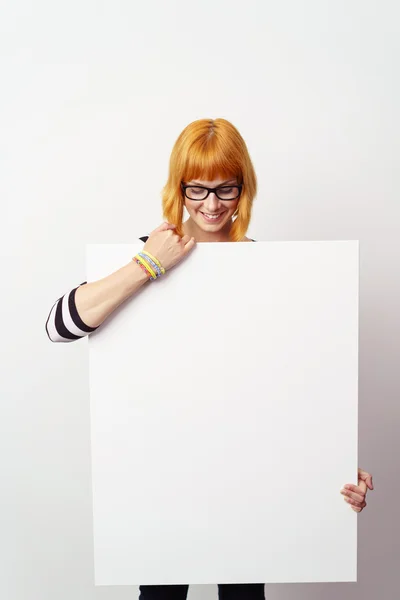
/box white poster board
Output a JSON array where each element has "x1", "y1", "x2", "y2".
[{"x1": 87, "y1": 241, "x2": 358, "y2": 586}]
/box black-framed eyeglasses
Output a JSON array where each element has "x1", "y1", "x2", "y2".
[{"x1": 180, "y1": 182, "x2": 243, "y2": 201}]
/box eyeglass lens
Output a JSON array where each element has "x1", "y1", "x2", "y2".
[{"x1": 185, "y1": 186, "x2": 241, "y2": 200}]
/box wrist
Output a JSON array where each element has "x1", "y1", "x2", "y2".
[
  {"x1": 125, "y1": 259, "x2": 151, "y2": 289},
  {"x1": 133, "y1": 252, "x2": 165, "y2": 281}
]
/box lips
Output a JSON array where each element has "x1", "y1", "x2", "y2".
[{"x1": 200, "y1": 211, "x2": 225, "y2": 223}]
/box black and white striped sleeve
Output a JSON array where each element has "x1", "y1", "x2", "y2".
[{"x1": 45, "y1": 282, "x2": 99, "y2": 343}]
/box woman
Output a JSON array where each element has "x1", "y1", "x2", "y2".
[{"x1": 46, "y1": 118, "x2": 373, "y2": 600}]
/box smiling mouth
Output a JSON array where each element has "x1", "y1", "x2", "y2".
[{"x1": 200, "y1": 211, "x2": 226, "y2": 221}]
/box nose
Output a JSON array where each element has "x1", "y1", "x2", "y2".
[{"x1": 203, "y1": 192, "x2": 220, "y2": 212}]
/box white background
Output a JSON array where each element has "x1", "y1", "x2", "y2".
[{"x1": 1, "y1": 1, "x2": 399, "y2": 599}]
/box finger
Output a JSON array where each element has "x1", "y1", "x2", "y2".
[
  {"x1": 184, "y1": 237, "x2": 196, "y2": 253},
  {"x1": 344, "y1": 496, "x2": 366, "y2": 509},
  {"x1": 358, "y1": 468, "x2": 374, "y2": 490},
  {"x1": 350, "y1": 500, "x2": 367, "y2": 512},
  {"x1": 343, "y1": 483, "x2": 367, "y2": 496},
  {"x1": 172, "y1": 232, "x2": 183, "y2": 244},
  {"x1": 341, "y1": 488, "x2": 365, "y2": 503},
  {"x1": 181, "y1": 235, "x2": 191, "y2": 245}
]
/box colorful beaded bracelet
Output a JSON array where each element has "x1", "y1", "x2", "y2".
[
  {"x1": 138, "y1": 252, "x2": 162, "y2": 278},
  {"x1": 132, "y1": 251, "x2": 166, "y2": 281},
  {"x1": 133, "y1": 255, "x2": 156, "y2": 280},
  {"x1": 140, "y1": 250, "x2": 166, "y2": 275}
]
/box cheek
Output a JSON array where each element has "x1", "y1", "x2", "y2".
[
  {"x1": 185, "y1": 201, "x2": 200, "y2": 216},
  {"x1": 227, "y1": 201, "x2": 239, "y2": 215}
]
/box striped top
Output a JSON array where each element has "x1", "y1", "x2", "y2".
[
  {"x1": 45, "y1": 235, "x2": 148, "y2": 344},
  {"x1": 46, "y1": 235, "x2": 255, "y2": 343}
]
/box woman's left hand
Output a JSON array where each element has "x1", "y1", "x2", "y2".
[{"x1": 340, "y1": 468, "x2": 374, "y2": 513}]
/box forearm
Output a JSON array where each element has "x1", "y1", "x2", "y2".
[
  {"x1": 46, "y1": 259, "x2": 150, "y2": 343},
  {"x1": 74, "y1": 259, "x2": 149, "y2": 328}
]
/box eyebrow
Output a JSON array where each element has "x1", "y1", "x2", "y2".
[{"x1": 189, "y1": 178, "x2": 237, "y2": 185}]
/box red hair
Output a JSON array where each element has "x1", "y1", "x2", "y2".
[{"x1": 161, "y1": 118, "x2": 257, "y2": 241}]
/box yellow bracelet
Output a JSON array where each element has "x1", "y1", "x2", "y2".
[
  {"x1": 133, "y1": 254, "x2": 157, "y2": 280},
  {"x1": 140, "y1": 250, "x2": 166, "y2": 275}
]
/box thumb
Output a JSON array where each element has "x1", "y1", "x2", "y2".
[
  {"x1": 358, "y1": 468, "x2": 374, "y2": 490},
  {"x1": 358, "y1": 479, "x2": 367, "y2": 496}
]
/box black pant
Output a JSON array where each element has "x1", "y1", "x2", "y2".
[{"x1": 139, "y1": 584, "x2": 265, "y2": 600}]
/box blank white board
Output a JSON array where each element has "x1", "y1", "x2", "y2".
[{"x1": 87, "y1": 240, "x2": 358, "y2": 586}]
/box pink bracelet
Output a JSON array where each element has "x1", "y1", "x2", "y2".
[{"x1": 133, "y1": 257, "x2": 152, "y2": 280}]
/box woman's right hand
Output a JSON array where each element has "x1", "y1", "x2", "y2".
[{"x1": 143, "y1": 222, "x2": 196, "y2": 271}]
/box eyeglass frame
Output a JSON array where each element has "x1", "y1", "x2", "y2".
[{"x1": 180, "y1": 182, "x2": 243, "y2": 201}]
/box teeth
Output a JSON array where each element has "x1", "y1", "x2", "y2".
[{"x1": 203, "y1": 213, "x2": 221, "y2": 219}]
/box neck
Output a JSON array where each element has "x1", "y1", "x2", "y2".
[{"x1": 183, "y1": 217, "x2": 233, "y2": 242}]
